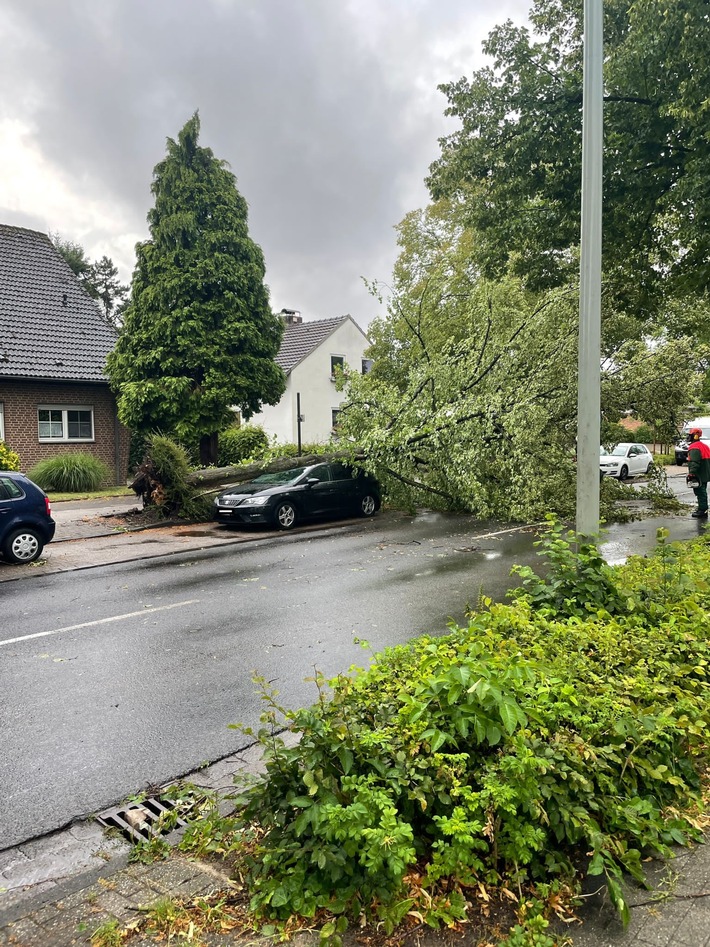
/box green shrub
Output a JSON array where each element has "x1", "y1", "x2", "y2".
[
  {"x1": 28, "y1": 453, "x2": 111, "y2": 492},
  {"x1": 600, "y1": 420, "x2": 628, "y2": 450},
  {"x1": 0, "y1": 441, "x2": 20, "y2": 471},
  {"x1": 230, "y1": 524, "x2": 709, "y2": 937},
  {"x1": 263, "y1": 441, "x2": 333, "y2": 462},
  {"x1": 217, "y1": 426, "x2": 269, "y2": 467},
  {"x1": 634, "y1": 424, "x2": 654, "y2": 443}
]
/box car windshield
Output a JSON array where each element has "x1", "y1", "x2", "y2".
[
  {"x1": 250, "y1": 467, "x2": 310, "y2": 486},
  {"x1": 607, "y1": 445, "x2": 632, "y2": 456}
]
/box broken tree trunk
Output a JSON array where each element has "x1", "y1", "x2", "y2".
[{"x1": 184, "y1": 451, "x2": 365, "y2": 492}]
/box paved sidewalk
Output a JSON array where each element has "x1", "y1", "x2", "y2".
[{"x1": 1, "y1": 746, "x2": 708, "y2": 947}]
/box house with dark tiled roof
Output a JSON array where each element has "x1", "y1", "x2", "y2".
[
  {"x1": 250, "y1": 309, "x2": 371, "y2": 443},
  {"x1": 0, "y1": 225, "x2": 128, "y2": 482}
]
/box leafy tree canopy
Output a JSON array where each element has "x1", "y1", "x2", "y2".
[
  {"x1": 341, "y1": 201, "x2": 581, "y2": 520},
  {"x1": 106, "y1": 113, "x2": 285, "y2": 461},
  {"x1": 427, "y1": 0, "x2": 710, "y2": 325},
  {"x1": 341, "y1": 200, "x2": 697, "y2": 520}
]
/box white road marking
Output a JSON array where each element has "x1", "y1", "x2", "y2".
[{"x1": 0, "y1": 600, "x2": 201, "y2": 647}]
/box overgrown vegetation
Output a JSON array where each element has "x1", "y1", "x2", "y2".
[
  {"x1": 0, "y1": 441, "x2": 20, "y2": 471},
  {"x1": 28, "y1": 453, "x2": 112, "y2": 492},
  {"x1": 217, "y1": 425, "x2": 269, "y2": 466},
  {"x1": 131, "y1": 434, "x2": 210, "y2": 519},
  {"x1": 221, "y1": 523, "x2": 709, "y2": 943}
]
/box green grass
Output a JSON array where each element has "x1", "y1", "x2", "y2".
[{"x1": 48, "y1": 486, "x2": 134, "y2": 503}]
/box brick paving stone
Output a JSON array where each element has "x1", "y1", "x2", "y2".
[
  {"x1": 92, "y1": 889, "x2": 140, "y2": 923},
  {"x1": 2, "y1": 917, "x2": 53, "y2": 947}
]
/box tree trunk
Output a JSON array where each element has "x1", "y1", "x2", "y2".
[{"x1": 199, "y1": 432, "x2": 219, "y2": 466}]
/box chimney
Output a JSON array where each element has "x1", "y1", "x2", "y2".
[{"x1": 280, "y1": 308, "x2": 302, "y2": 326}]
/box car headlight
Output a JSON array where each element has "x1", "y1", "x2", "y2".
[{"x1": 240, "y1": 495, "x2": 270, "y2": 507}]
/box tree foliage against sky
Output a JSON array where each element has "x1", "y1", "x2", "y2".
[
  {"x1": 342, "y1": 201, "x2": 701, "y2": 520},
  {"x1": 341, "y1": 202, "x2": 581, "y2": 520},
  {"x1": 106, "y1": 113, "x2": 285, "y2": 461},
  {"x1": 427, "y1": 0, "x2": 710, "y2": 323},
  {"x1": 51, "y1": 233, "x2": 129, "y2": 325}
]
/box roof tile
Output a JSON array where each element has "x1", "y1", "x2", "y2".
[
  {"x1": 277, "y1": 316, "x2": 352, "y2": 374},
  {"x1": 0, "y1": 224, "x2": 117, "y2": 382}
]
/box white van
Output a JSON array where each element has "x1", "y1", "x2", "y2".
[{"x1": 675, "y1": 417, "x2": 710, "y2": 465}]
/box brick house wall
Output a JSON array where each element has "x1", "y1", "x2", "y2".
[{"x1": 0, "y1": 379, "x2": 129, "y2": 485}]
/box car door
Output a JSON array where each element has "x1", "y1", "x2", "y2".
[
  {"x1": 0, "y1": 476, "x2": 25, "y2": 540},
  {"x1": 300, "y1": 464, "x2": 334, "y2": 517},
  {"x1": 629, "y1": 444, "x2": 648, "y2": 474},
  {"x1": 328, "y1": 462, "x2": 358, "y2": 515},
  {"x1": 636, "y1": 445, "x2": 651, "y2": 474}
]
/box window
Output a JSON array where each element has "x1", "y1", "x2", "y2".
[
  {"x1": 331, "y1": 409, "x2": 341, "y2": 429},
  {"x1": 330, "y1": 355, "x2": 345, "y2": 380},
  {"x1": 0, "y1": 402, "x2": 4, "y2": 442},
  {"x1": 330, "y1": 463, "x2": 354, "y2": 480},
  {"x1": 38, "y1": 406, "x2": 94, "y2": 442},
  {"x1": 308, "y1": 465, "x2": 331, "y2": 483},
  {"x1": 0, "y1": 476, "x2": 23, "y2": 499},
  {"x1": 361, "y1": 358, "x2": 373, "y2": 375}
]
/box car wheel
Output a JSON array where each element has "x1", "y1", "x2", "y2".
[
  {"x1": 619, "y1": 464, "x2": 629, "y2": 480},
  {"x1": 2, "y1": 527, "x2": 44, "y2": 564},
  {"x1": 360, "y1": 494, "x2": 378, "y2": 517},
  {"x1": 646, "y1": 461, "x2": 653, "y2": 474},
  {"x1": 275, "y1": 501, "x2": 297, "y2": 530}
]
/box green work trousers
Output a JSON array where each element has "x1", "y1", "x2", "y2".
[{"x1": 693, "y1": 482, "x2": 708, "y2": 513}]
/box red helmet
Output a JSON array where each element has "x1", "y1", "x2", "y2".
[{"x1": 689, "y1": 427, "x2": 703, "y2": 438}]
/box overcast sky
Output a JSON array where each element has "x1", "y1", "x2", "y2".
[{"x1": 0, "y1": 0, "x2": 531, "y2": 328}]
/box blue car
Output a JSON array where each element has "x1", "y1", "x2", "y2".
[{"x1": 0, "y1": 471, "x2": 56, "y2": 564}]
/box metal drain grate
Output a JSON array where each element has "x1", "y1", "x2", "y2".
[{"x1": 96, "y1": 796, "x2": 187, "y2": 843}]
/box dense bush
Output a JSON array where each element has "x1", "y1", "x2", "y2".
[
  {"x1": 28, "y1": 453, "x2": 111, "y2": 492},
  {"x1": 262, "y1": 441, "x2": 333, "y2": 462},
  {"x1": 600, "y1": 421, "x2": 629, "y2": 450},
  {"x1": 634, "y1": 424, "x2": 654, "y2": 444},
  {"x1": 229, "y1": 524, "x2": 709, "y2": 940},
  {"x1": 218, "y1": 426, "x2": 269, "y2": 466},
  {"x1": 0, "y1": 442, "x2": 20, "y2": 471}
]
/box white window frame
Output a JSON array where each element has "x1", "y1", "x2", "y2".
[
  {"x1": 0, "y1": 402, "x2": 4, "y2": 442},
  {"x1": 37, "y1": 405, "x2": 95, "y2": 443}
]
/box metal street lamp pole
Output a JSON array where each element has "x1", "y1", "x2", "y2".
[{"x1": 576, "y1": 0, "x2": 603, "y2": 536}]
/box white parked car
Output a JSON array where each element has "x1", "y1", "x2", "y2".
[{"x1": 599, "y1": 443, "x2": 653, "y2": 480}]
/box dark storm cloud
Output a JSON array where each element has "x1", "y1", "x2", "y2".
[{"x1": 0, "y1": 0, "x2": 530, "y2": 325}]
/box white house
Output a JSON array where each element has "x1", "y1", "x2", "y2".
[{"x1": 251, "y1": 309, "x2": 371, "y2": 444}]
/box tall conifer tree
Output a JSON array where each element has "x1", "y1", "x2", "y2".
[{"x1": 107, "y1": 113, "x2": 284, "y2": 463}]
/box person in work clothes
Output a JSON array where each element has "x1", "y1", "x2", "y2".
[{"x1": 686, "y1": 427, "x2": 710, "y2": 518}]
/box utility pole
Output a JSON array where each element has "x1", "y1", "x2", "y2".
[
  {"x1": 296, "y1": 392, "x2": 303, "y2": 456},
  {"x1": 576, "y1": 0, "x2": 603, "y2": 536}
]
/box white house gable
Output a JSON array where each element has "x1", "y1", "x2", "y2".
[{"x1": 251, "y1": 312, "x2": 370, "y2": 444}]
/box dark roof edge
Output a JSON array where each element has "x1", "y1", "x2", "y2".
[{"x1": 0, "y1": 374, "x2": 112, "y2": 386}]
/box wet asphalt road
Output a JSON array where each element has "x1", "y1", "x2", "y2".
[
  {"x1": 1, "y1": 511, "x2": 542, "y2": 850},
  {"x1": 0, "y1": 505, "x2": 704, "y2": 850}
]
